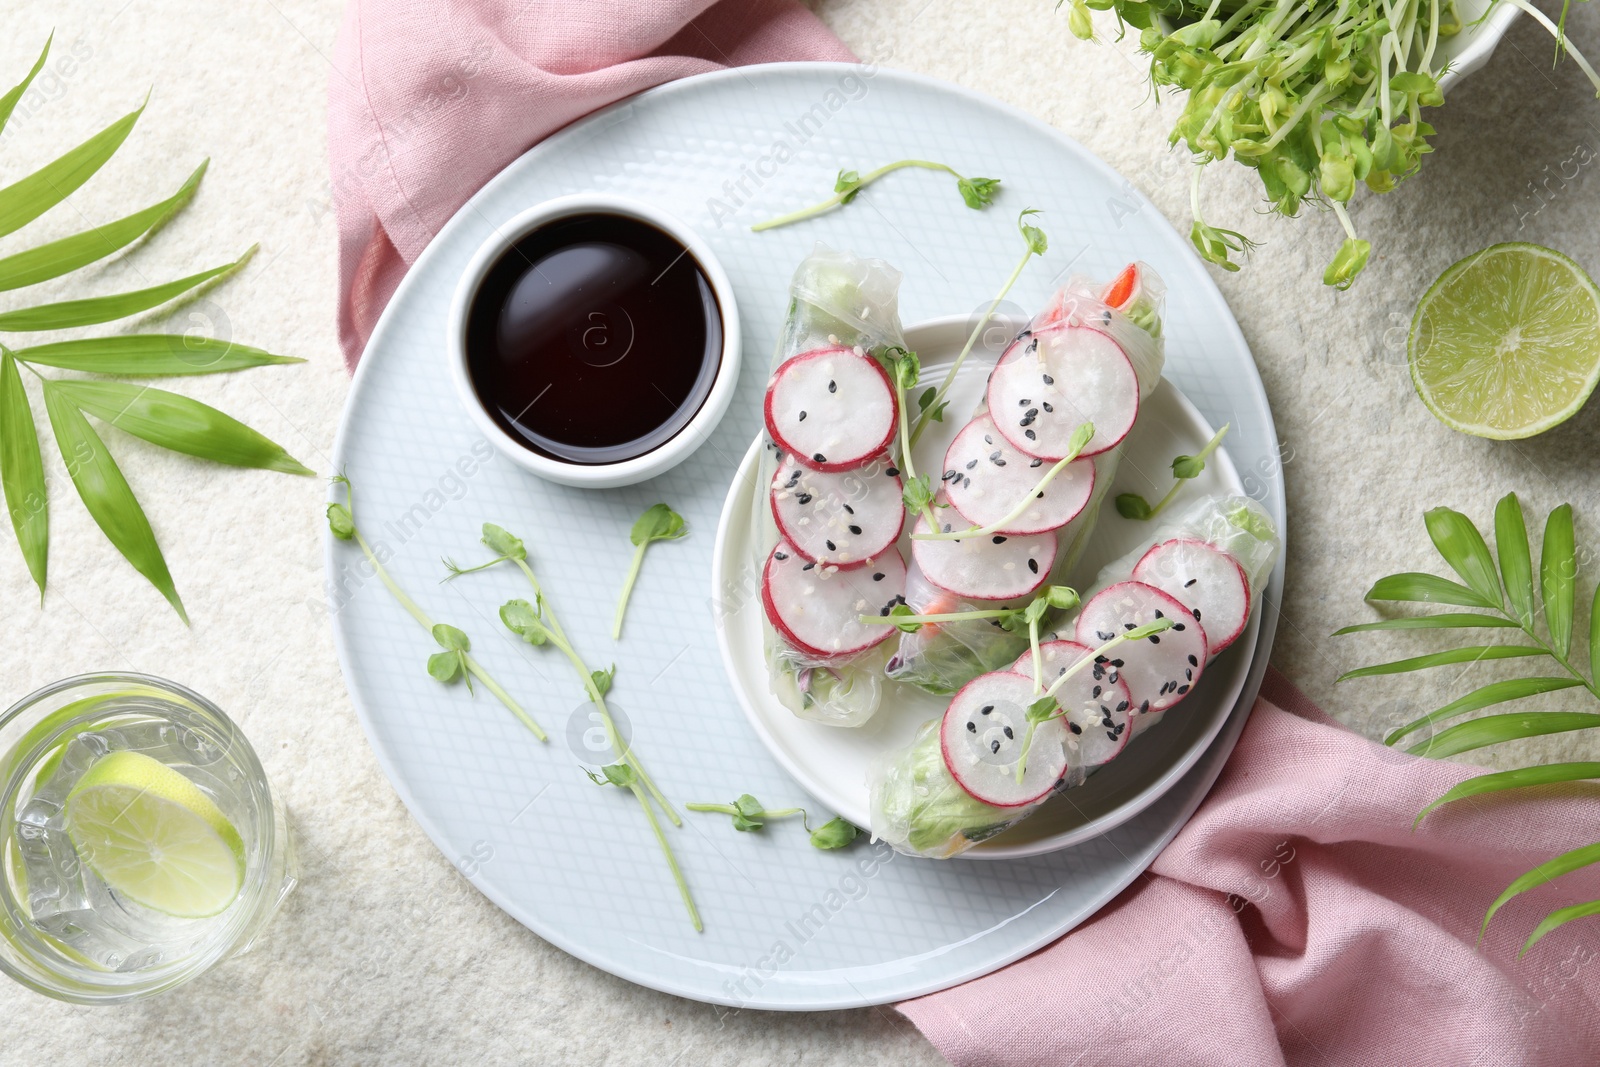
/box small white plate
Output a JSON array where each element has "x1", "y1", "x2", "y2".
[{"x1": 714, "y1": 316, "x2": 1255, "y2": 859}]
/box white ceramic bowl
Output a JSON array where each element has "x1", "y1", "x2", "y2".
[{"x1": 446, "y1": 193, "x2": 741, "y2": 489}]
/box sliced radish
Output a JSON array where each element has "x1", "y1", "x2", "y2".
[
  {"x1": 761, "y1": 540, "x2": 907, "y2": 659},
  {"x1": 911, "y1": 511, "x2": 1056, "y2": 602},
  {"x1": 941, "y1": 415, "x2": 1093, "y2": 535},
  {"x1": 986, "y1": 327, "x2": 1138, "y2": 459},
  {"x1": 770, "y1": 453, "x2": 904, "y2": 567},
  {"x1": 764, "y1": 346, "x2": 895, "y2": 472},
  {"x1": 1074, "y1": 581, "x2": 1208, "y2": 714},
  {"x1": 1133, "y1": 539, "x2": 1252, "y2": 656},
  {"x1": 939, "y1": 671, "x2": 1067, "y2": 807},
  {"x1": 1011, "y1": 640, "x2": 1131, "y2": 767}
]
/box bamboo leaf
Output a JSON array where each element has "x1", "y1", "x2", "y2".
[
  {"x1": 42, "y1": 385, "x2": 185, "y2": 622},
  {"x1": 1386, "y1": 677, "x2": 1584, "y2": 745},
  {"x1": 1481, "y1": 840, "x2": 1600, "y2": 943},
  {"x1": 0, "y1": 34, "x2": 51, "y2": 138},
  {"x1": 1338, "y1": 645, "x2": 1546, "y2": 682},
  {"x1": 1591, "y1": 582, "x2": 1600, "y2": 689},
  {"x1": 11, "y1": 334, "x2": 303, "y2": 376},
  {"x1": 0, "y1": 247, "x2": 252, "y2": 332},
  {"x1": 0, "y1": 351, "x2": 46, "y2": 596},
  {"x1": 1541, "y1": 504, "x2": 1576, "y2": 656},
  {"x1": 1425, "y1": 507, "x2": 1503, "y2": 609},
  {"x1": 1366, "y1": 572, "x2": 1499, "y2": 608},
  {"x1": 0, "y1": 160, "x2": 208, "y2": 293},
  {"x1": 49, "y1": 380, "x2": 311, "y2": 475},
  {"x1": 1522, "y1": 898, "x2": 1600, "y2": 955},
  {"x1": 1333, "y1": 613, "x2": 1518, "y2": 635},
  {"x1": 1407, "y1": 712, "x2": 1600, "y2": 759},
  {"x1": 1495, "y1": 493, "x2": 1535, "y2": 629},
  {"x1": 1417, "y1": 763, "x2": 1600, "y2": 825},
  {"x1": 0, "y1": 96, "x2": 145, "y2": 242}
]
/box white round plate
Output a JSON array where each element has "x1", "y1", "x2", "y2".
[
  {"x1": 715, "y1": 316, "x2": 1255, "y2": 859},
  {"x1": 326, "y1": 63, "x2": 1285, "y2": 1011}
]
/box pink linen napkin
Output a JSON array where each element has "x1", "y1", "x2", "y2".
[
  {"x1": 326, "y1": 0, "x2": 854, "y2": 371},
  {"x1": 900, "y1": 668, "x2": 1600, "y2": 1066}
]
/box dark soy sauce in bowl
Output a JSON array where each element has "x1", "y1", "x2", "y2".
[{"x1": 463, "y1": 213, "x2": 722, "y2": 465}]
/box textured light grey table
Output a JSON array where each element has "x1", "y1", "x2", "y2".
[{"x1": 1, "y1": 0, "x2": 1596, "y2": 1063}]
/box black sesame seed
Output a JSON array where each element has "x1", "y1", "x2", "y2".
[
  {"x1": 1140, "y1": 701, "x2": 1150, "y2": 713},
  {"x1": 984, "y1": 434, "x2": 994, "y2": 445},
  {"x1": 963, "y1": 478, "x2": 971, "y2": 489},
  {"x1": 1177, "y1": 684, "x2": 1190, "y2": 694},
  {"x1": 991, "y1": 740, "x2": 1002, "y2": 754},
  {"x1": 1025, "y1": 429, "x2": 1037, "y2": 440},
  {"x1": 775, "y1": 551, "x2": 788, "y2": 561},
  {"x1": 813, "y1": 453, "x2": 826, "y2": 463},
  {"x1": 967, "y1": 721, "x2": 977, "y2": 733},
  {"x1": 1154, "y1": 609, "x2": 1164, "y2": 619},
  {"x1": 1042, "y1": 402, "x2": 1053, "y2": 413},
  {"x1": 885, "y1": 467, "x2": 900, "y2": 477},
  {"x1": 1108, "y1": 671, "x2": 1118, "y2": 683},
  {"x1": 1174, "y1": 623, "x2": 1186, "y2": 631},
  {"x1": 802, "y1": 562, "x2": 815, "y2": 571},
  {"x1": 873, "y1": 572, "x2": 885, "y2": 581},
  {"x1": 1069, "y1": 722, "x2": 1083, "y2": 735},
  {"x1": 1117, "y1": 700, "x2": 1129, "y2": 712},
  {"x1": 1097, "y1": 630, "x2": 1114, "y2": 641},
  {"x1": 796, "y1": 492, "x2": 812, "y2": 505},
  {"x1": 1019, "y1": 398, "x2": 1031, "y2": 407},
  {"x1": 1042, "y1": 373, "x2": 1054, "y2": 385},
  {"x1": 1030, "y1": 458, "x2": 1043, "y2": 468},
  {"x1": 1149, "y1": 635, "x2": 1161, "y2": 644},
  {"x1": 1028, "y1": 558, "x2": 1039, "y2": 573},
  {"x1": 798, "y1": 410, "x2": 807, "y2": 421},
  {"x1": 1185, "y1": 668, "x2": 1193, "y2": 681},
  {"x1": 1092, "y1": 685, "x2": 1101, "y2": 698},
  {"x1": 843, "y1": 504, "x2": 855, "y2": 514},
  {"x1": 1193, "y1": 608, "x2": 1202, "y2": 619},
  {"x1": 981, "y1": 704, "x2": 993, "y2": 715},
  {"x1": 966, "y1": 459, "x2": 978, "y2": 470},
  {"x1": 1111, "y1": 658, "x2": 1124, "y2": 667},
  {"x1": 1002, "y1": 726, "x2": 1014, "y2": 739},
  {"x1": 825, "y1": 540, "x2": 836, "y2": 551},
  {"x1": 1124, "y1": 622, "x2": 1136, "y2": 631},
  {"x1": 944, "y1": 469, "x2": 959, "y2": 481},
  {"x1": 849, "y1": 525, "x2": 862, "y2": 535},
  {"x1": 1184, "y1": 578, "x2": 1197, "y2": 587},
  {"x1": 828, "y1": 379, "x2": 837, "y2": 393},
  {"x1": 1187, "y1": 654, "x2": 1198, "y2": 666}
]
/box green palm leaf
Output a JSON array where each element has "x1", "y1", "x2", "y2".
[
  {"x1": 1407, "y1": 712, "x2": 1600, "y2": 759},
  {"x1": 1591, "y1": 582, "x2": 1600, "y2": 691},
  {"x1": 12, "y1": 335, "x2": 302, "y2": 376},
  {"x1": 0, "y1": 97, "x2": 145, "y2": 242},
  {"x1": 1333, "y1": 613, "x2": 1517, "y2": 635},
  {"x1": 1417, "y1": 763, "x2": 1600, "y2": 825},
  {"x1": 0, "y1": 246, "x2": 252, "y2": 332},
  {"x1": 0, "y1": 160, "x2": 208, "y2": 293},
  {"x1": 1482, "y1": 841, "x2": 1600, "y2": 943},
  {"x1": 1366, "y1": 572, "x2": 1499, "y2": 608},
  {"x1": 42, "y1": 385, "x2": 185, "y2": 622},
  {"x1": 1522, "y1": 898, "x2": 1600, "y2": 955},
  {"x1": 1541, "y1": 504, "x2": 1576, "y2": 657},
  {"x1": 1337, "y1": 645, "x2": 1545, "y2": 682},
  {"x1": 1425, "y1": 507, "x2": 1502, "y2": 608},
  {"x1": 1495, "y1": 493, "x2": 1535, "y2": 629},
  {"x1": 0, "y1": 34, "x2": 50, "y2": 138},
  {"x1": 0, "y1": 351, "x2": 46, "y2": 596},
  {"x1": 1385, "y1": 677, "x2": 1584, "y2": 745},
  {"x1": 50, "y1": 379, "x2": 311, "y2": 475}
]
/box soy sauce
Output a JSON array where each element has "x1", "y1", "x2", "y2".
[{"x1": 464, "y1": 213, "x2": 722, "y2": 465}]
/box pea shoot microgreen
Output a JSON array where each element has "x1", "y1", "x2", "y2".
[
  {"x1": 326, "y1": 478, "x2": 546, "y2": 741},
  {"x1": 886, "y1": 346, "x2": 941, "y2": 532},
  {"x1": 687, "y1": 794, "x2": 863, "y2": 849},
  {"x1": 913, "y1": 421, "x2": 1095, "y2": 542},
  {"x1": 862, "y1": 585, "x2": 1081, "y2": 684},
  {"x1": 1115, "y1": 423, "x2": 1230, "y2": 521},
  {"x1": 612, "y1": 503, "x2": 687, "y2": 639},
  {"x1": 448, "y1": 523, "x2": 700, "y2": 931},
  {"x1": 750, "y1": 160, "x2": 1001, "y2": 231}
]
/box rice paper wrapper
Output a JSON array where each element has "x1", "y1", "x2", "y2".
[{"x1": 1076, "y1": 494, "x2": 1280, "y2": 607}]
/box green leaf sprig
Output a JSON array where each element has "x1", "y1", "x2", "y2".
[
  {"x1": 686, "y1": 794, "x2": 862, "y2": 849},
  {"x1": 886, "y1": 346, "x2": 940, "y2": 532},
  {"x1": 612, "y1": 504, "x2": 687, "y2": 639},
  {"x1": 1337, "y1": 493, "x2": 1600, "y2": 953},
  {"x1": 326, "y1": 479, "x2": 546, "y2": 740},
  {"x1": 0, "y1": 37, "x2": 307, "y2": 616},
  {"x1": 750, "y1": 160, "x2": 1001, "y2": 232},
  {"x1": 448, "y1": 523, "x2": 699, "y2": 931},
  {"x1": 859, "y1": 585, "x2": 1080, "y2": 637},
  {"x1": 1116, "y1": 423, "x2": 1230, "y2": 520}
]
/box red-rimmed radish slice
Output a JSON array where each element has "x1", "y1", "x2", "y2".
[
  {"x1": 1132, "y1": 538, "x2": 1252, "y2": 656},
  {"x1": 986, "y1": 327, "x2": 1138, "y2": 459},
  {"x1": 911, "y1": 511, "x2": 1056, "y2": 602},
  {"x1": 939, "y1": 671, "x2": 1067, "y2": 807},
  {"x1": 1074, "y1": 581, "x2": 1208, "y2": 714},
  {"x1": 763, "y1": 346, "x2": 895, "y2": 472},
  {"x1": 941, "y1": 415, "x2": 1093, "y2": 535},
  {"x1": 761, "y1": 541, "x2": 907, "y2": 659},
  {"x1": 770, "y1": 453, "x2": 903, "y2": 567},
  {"x1": 1011, "y1": 640, "x2": 1132, "y2": 768}
]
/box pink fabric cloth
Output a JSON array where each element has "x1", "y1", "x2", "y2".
[
  {"x1": 327, "y1": 0, "x2": 854, "y2": 371},
  {"x1": 900, "y1": 669, "x2": 1600, "y2": 1066}
]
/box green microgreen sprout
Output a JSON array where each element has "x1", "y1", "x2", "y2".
[
  {"x1": 326, "y1": 477, "x2": 546, "y2": 741},
  {"x1": 886, "y1": 346, "x2": 941, "y2": 532},
  {"x1": 446, "y1": 522, "x2": 699, "y2": 931},
  {"x1": 750, "y1": 160, "x2": 1001, "y2": 231},
  {"x1": 912, "y1": 421, "x2": 1095, "y2": 542},
  {"x1": 612, "y1": 503, "x2": 688, "y2": 639},
  {"x1": 1115, "y1": 423, "x2": 1230, "y2": 521},
  {"x1": 859, "y1": 586, "x2": 1079, "y2": 650},
  {"x1": 909, "y1": 209, "x2": 1048, "y2": 448},
  {"x1": 686, "y1": 794, "x2": 863, "y2": 849},
  {"x1": 1012, "y1": 617, "x2": 1174, "y2": 782}
]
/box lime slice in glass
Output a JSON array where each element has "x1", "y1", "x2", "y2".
[
  {"x1": 65, "y1": 751, "x2": 244, "y2": 918},
  {"x1": 1409, "y1": 243, "x2": 1600, "y2": 439}
]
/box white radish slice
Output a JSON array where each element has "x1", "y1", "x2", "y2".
[
  {"x1": 770, "y1": 453, "x2": 904, "y2": 567},
  {"x1": 1011, "y1": 640, "x2": 1131, "y2": 767},
  {"x1": 1133, "y1": 539, "x2": 1252, "y2": 656},
  {"x1": 941, "y1": 415, "x2": 1093, "y2": 535},
  {"x1": 764, "y1": 346, "x2": 895, "y2": 472},
  {"x1": 939, "y1": 671, "x2": 1067, "y2": 807},
  {"x1": 1074, "y1": 581, "x2": 1208, "y2": 715},
  {"x1": 761, "y1": 540, "x2": 907, "y2": 659},
  {"x1": 986, "y1": 326, "x2": 1139, "y2": 459},
  {"x1": 911, "y1": 511, "x2": 1056, "y2": 602}
]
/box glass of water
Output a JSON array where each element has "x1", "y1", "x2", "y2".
[{"x1": 0, "y1": 673, "x2": 295, "y2": 1002}]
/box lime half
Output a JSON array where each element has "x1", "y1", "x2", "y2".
[
  {"x1": 65, "y1": 751, "x2": 244, "y2": 918},
  {"x1": 1410, "y1": 243, "x2": 1600, "y2": 439}
]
